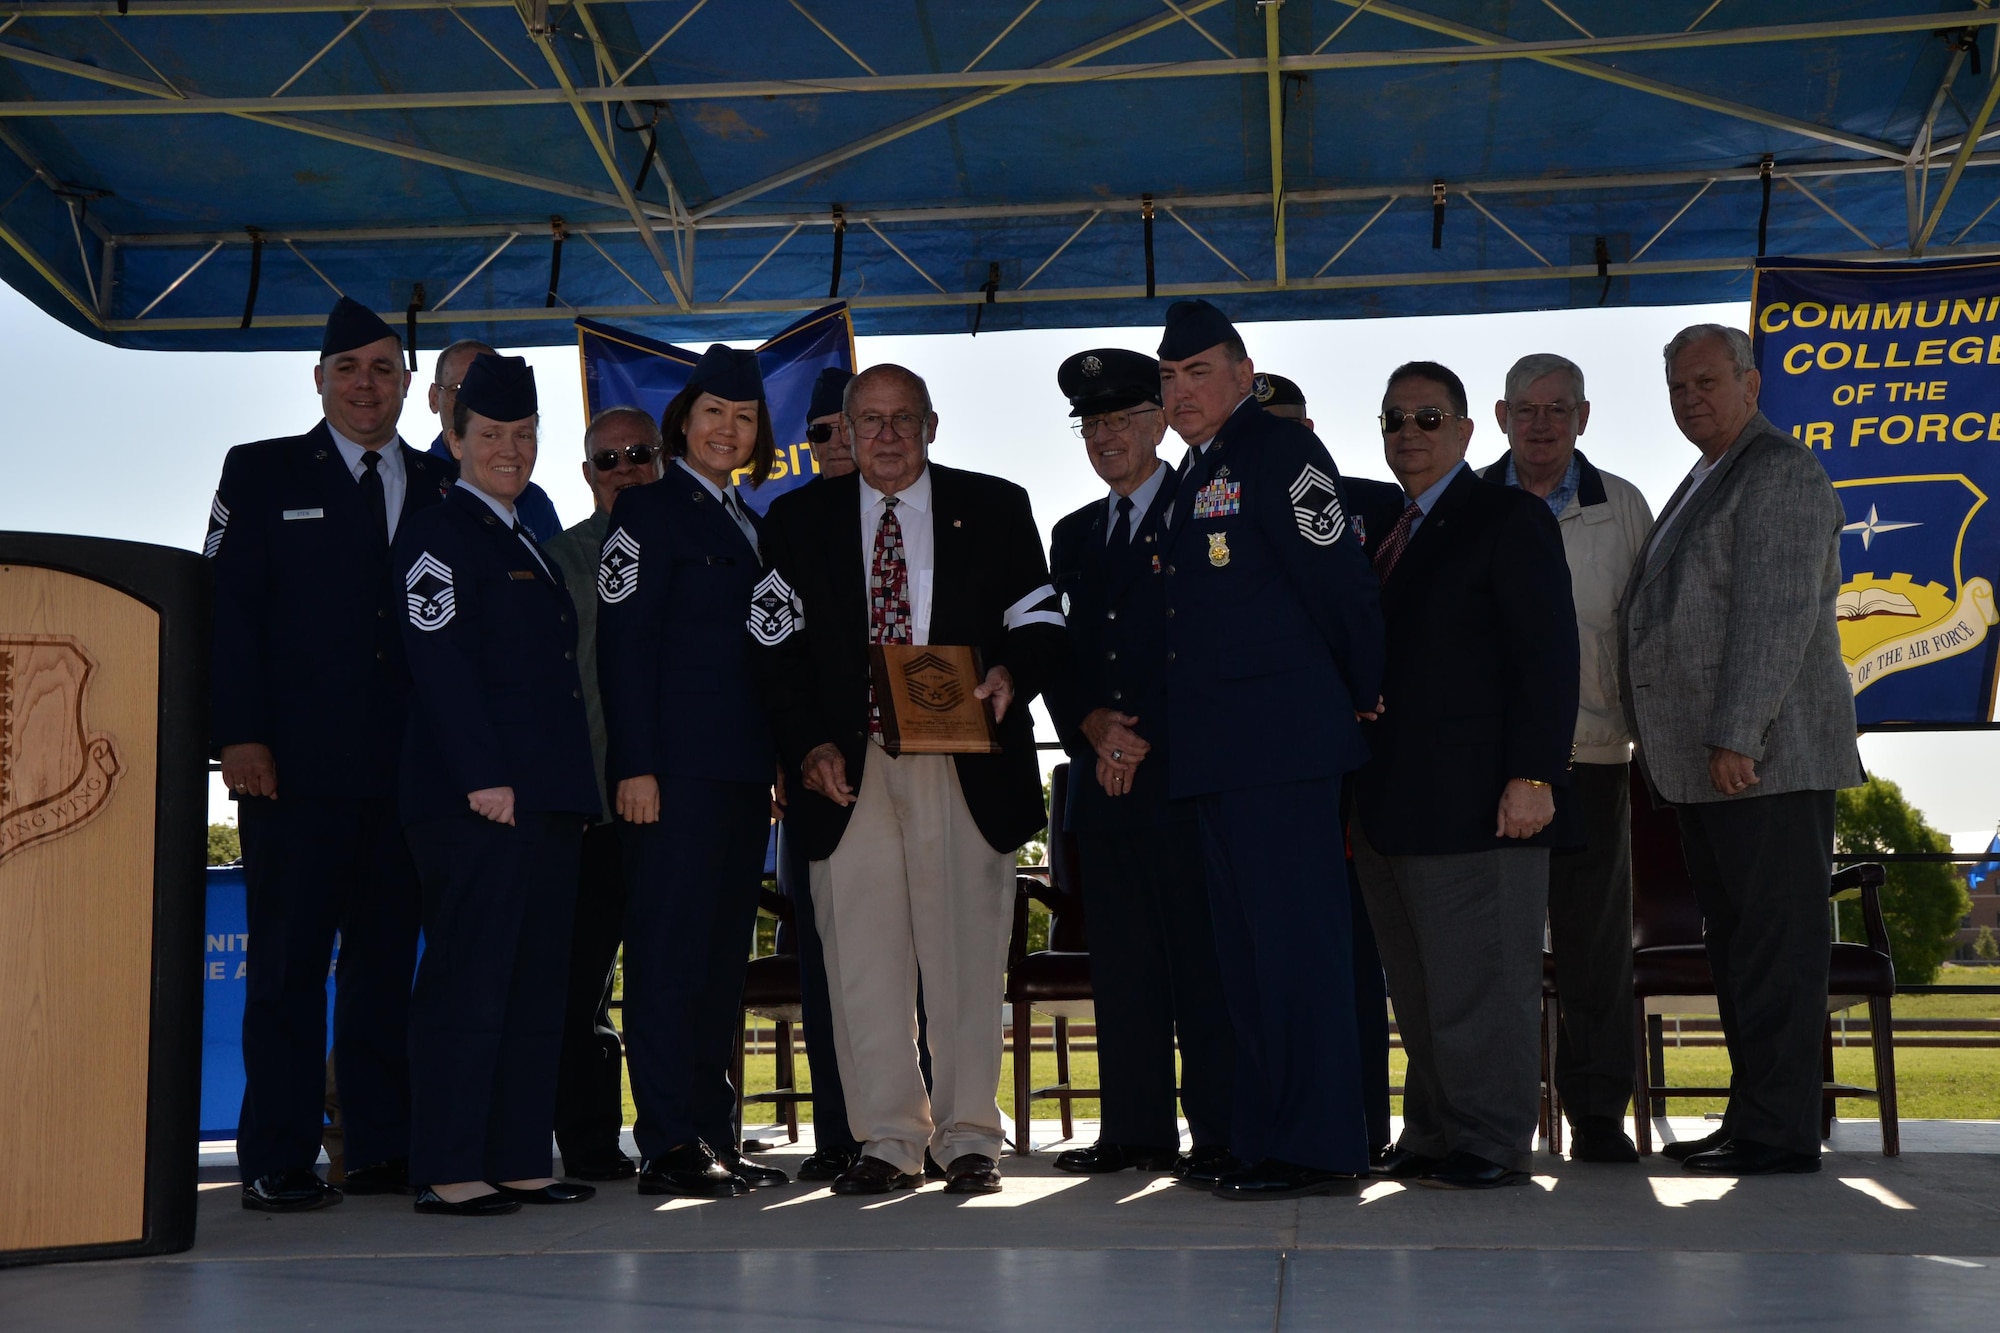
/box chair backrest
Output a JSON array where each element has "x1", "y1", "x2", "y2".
[
  {"x1": 1629, "y1": 765, "x2": 1705, "y2": 950},
  {"x1": 1044, "y1": 763, "x2": 1089, "y2": 952}
]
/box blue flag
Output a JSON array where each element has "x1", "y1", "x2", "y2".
[
  {"x1": 1969, "y1": 831, "x2": 2000, "y2": 895},
  {"x1": 1753, "y1": 257, "x2": 2000, "y2": 725},
  {"x1": 577, "y1": 303, "x2": 856, "y2": 514}
]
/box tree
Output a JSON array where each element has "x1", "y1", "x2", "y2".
[
  {"x1": 1834, "y1": 776, "x2": 1971, "y2": 985},
  {"x1": 206, "y1": 822, "x2": 242, "y2": 866},
  {"x1": 1976, "y1": 925, "x2": 1999, "y2": 962}
]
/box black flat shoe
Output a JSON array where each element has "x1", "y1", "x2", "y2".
[
  {"x1": 1681, "y1": 1139, "x2": 1821, "y2": 1176},
  {"x1": 1415, "y1": 1150, "x2": 1530, "y2": 1190},
  {"x1": 1568, "y1": 1119, "x2": 1639, "y2": 1164},
  {"x1": 341, "y1": 1158, "x2": 412, "y2": 1195},
  {"x1": 1662, "y1": 1126, "x2": 1729, "y2": 1161},
  {"x1": 831, "y1": 1154, "x2": 923, "y2": 1196},
  {"x1": 1173, "y1": 1145, "x2": 1242, "y2": 1188},
  {"x1": 796, "y1": 1146, "x2": 861, "y2": 1182},
  {"x1": 1213, "y1": 1158, "x2": 1357, "y2": 1201},
  {"x1": 496, "y1": 1181, "x2": 597, "y2": 1204},
  {"x1": 561, "y1": 1153, "x2": 638, "y2": 1182},
  {"x1": 242, "y1": 1168, "x2": 342, "y2": 1213},
  {"x1": 942, "y1": 1153, "x2": 1003, "y2": 1195},
  {"x1": 414, "y1": 1187, "x2": 521, "y2": 1216},
  {"x1": 716, "y1": 1148, "x2": 790, "y2": 1190},
  {"x1": 1370, "y1": 1146, "x2": 1443, "y2": 1179},
  {"x1": 1054, "y1": 1142, "x2": 1181, "y2": 1174},
  {"x1": 638, "y1": 1142, "x2": 748, "y2": 1198}
]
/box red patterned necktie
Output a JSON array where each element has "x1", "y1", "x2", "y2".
[
  {"x1": 1372, "y1": 501, "x2": 1423, "y2": 583},
  {"x1": 868, "y1": 496, "x2": 912, "y2": 739}
]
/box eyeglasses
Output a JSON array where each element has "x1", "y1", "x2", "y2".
[
  {"x1": 850, "y1": 411, "x2": 926, "y2": 439},
  {"x1": 591, "y1": 443, "x2": 658, "y2": 471},
  {"x1": 1508, "y1": 401, "x2": 1578, "y2": 424},
  {"x1": 1071, "y1": 406, "x2": 1160, "y2": 439},
  {"x1": 805, "y1": 422, "x2": 838, "y2": 445},
  {"x1": 1378, "y1": 406, "x2": 1465, "y2": 435}
]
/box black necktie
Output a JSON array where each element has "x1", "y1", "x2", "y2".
[
  {"x1": 1108, "y1": 494, "x2": 1134, "y2": 552},
  {"x1": 358, "y1": 450, "x2": 388, "y2": 549}
]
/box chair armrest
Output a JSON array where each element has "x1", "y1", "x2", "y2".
[
  {"x1": 1830, "y1": 861, "x2": 1892, "y2": 955},
  {"x1": 1008, "y1": 874, "x2": 1035, "y2": 971}
]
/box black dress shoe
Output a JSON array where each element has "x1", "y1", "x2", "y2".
[
  {"x1": 340, "y1": 1158, "x2": 412, "y2": 1195},
  {"x1": 1415, "y1": 1150, "x2": 1530, "y2": 1190},
  {"x1": 797, "y1": 1146, "x2": 861, "y2": 1182},
  {"x1": 1054, "y1": 1142, "x2": 1181, "y2": 1174},
  {"x1": 637, "y1": 1142, "x2": 748, "y2": 1198},
  {"x1": 414, "y1": 1186, "x2": 522, "y2": 1216},
  {"x1": 1568, "y1": 1118, "x2": 1639, "y2": 1164},
  {"x1": 562, "y1": 1153, "x2": 638, "y2": 1182},
  {"x1": 495, "y1": 1181, "x2": 597, "y2": 1204},
  {"x1": 716, "y1": 1148, "x2": 790, "y2": 1190},
  {"x1": 1662, "y1": 1126, "x2": 1729, "y2": 1162},
  {"x1": 1173, "y1": 1145, "x2": 1242, "y2": 1188},
  {"x1": 1213, "y1": 1158, "x2": 1357, "y2": 1201},
  {"x1": 942, "y1": 1153, "x2": 1003, "y2": 1195},
  {"x1": 242, "y1": 1168, "x2": 342, "y2": 1213},
  {"x1": 1370, "y1": 1146, "x2": 1443, "y2": 1180},
  {"x1": 1682, "y1": 1139, "x2": 1821, "y2": 1176},
  {"x1": 832, "y1": 1154, "x2": 923, "y2": 1195}
]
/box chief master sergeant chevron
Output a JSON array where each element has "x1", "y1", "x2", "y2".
[{"x1": 1155, "y1": 299, "x2": 1386, "y2": 1200}]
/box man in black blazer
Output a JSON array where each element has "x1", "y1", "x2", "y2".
[
  {"x1": 751, "y1": 363, "x2": 1065, "y2": 1197},
  {"x1": 1350, "y1": 361, "x2": 1579, "y2": 1191},
  {"x1": 1044, "y1": 348, "x2": 1234, "y2": 1178},
  {"x1": 206, "y1": 297, "x2": 450, "y2": 1211}
]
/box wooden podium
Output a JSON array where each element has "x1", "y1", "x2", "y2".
[{"x1": 0, "y1": 534, "x2": 208, "y2": 1266}]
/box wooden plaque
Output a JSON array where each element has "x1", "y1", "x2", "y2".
[{"x1": 868, "y1": 643, "x2": 1002, "y2": 756}]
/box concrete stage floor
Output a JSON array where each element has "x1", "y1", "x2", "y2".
[{"x1": 7, "y1": 1120, "x2": 2000, "y2": 1331}]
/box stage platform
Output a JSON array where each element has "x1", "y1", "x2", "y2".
[{"x1": 6, "y1": 1120, "x2": 2000, "y2": 1331}]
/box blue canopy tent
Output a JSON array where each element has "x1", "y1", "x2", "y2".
[{"x1": 3, "y1": 1, "x2": 2000, "y2": 355}]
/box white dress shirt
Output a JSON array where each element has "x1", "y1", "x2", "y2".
[
  {"x1": 1107, "y1": 458, "x2": 1169, "y2": 541},
  {"x1": 1647, "y1": 453, "x2": 1722, "y2": 562},
  {"x1": 675, "y1": 458, "x2": 761, "y2": 557},
  {"x1": 859, "y1": 464, "x2": 935, "y2": 645},
  {"x1": 329, "y1": 424, "x2": 407, "y2": 542},
  {"x1": 456, "y1": 478, "x2": 550, "y2": 576}
]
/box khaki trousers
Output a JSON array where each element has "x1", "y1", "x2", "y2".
[{"x1": 808, "y1": 744, "x2": 1015, "y2": 1175}]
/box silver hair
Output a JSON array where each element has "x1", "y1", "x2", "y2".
[
  {"x1": 583, "y1": 405, "x2": 662, "y2": 457},
  {"x1": 434, "y1": 337, "x2": 496, "y2": 385},
  {"x1": 1662, "y1": 324, "x2": 1753, "y2": 378},
  {"x1": 843, "y1": 362, "x2": 934, "y2": 418},
  {"x1": 1504, "y1": 353, "x2": 1586, "y2": 404}
]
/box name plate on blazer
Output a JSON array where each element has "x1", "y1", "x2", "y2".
[{"x1": 867, "y1": 643, "x2": 1002, "y2": 757}]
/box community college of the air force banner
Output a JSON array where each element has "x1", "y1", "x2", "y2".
[
  {"x1": 577, "y1": 302, "x2": 855, "y2": 515},
  {"x1": 1754, "y1": 256, "x2": 2000, "y2": 726}
]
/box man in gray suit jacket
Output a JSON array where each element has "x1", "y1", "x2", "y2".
[{"x1": 1620, "y1": 324, "x2": 1864, "y2": 1177}]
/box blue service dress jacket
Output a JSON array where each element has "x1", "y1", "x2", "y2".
[
  {"x1": 206, "y1": 420, "x2": 451, "y2": 799},
  {"x1": 1354, "y1": 465, "x2": 1580, "y2": 855},
  {"x1": 392, "y1": 485, "x2": 599, "y2": 824},
  {"x1": 595, "y1": 466, "x2": 776, "y2": 788},
  {"x1": 1045, "y1": 467, "x2": 1180, "y2": 834},
  {"x1": 1161, "y1": 398, "x2": 1386, "y2": 798}
]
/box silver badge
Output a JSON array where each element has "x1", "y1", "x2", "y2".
[
  {"x1": 405, "y1": 552, "x2": 456, "y2": 631},
  {"x1": 598, "y1": 527, "x2": 641, "y2": 604},
  {"x1": 1081, "y1": 354, "x2": 1103, "y2": 377}
]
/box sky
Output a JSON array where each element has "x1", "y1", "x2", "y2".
[{"x1": 0, "y1": 283, "x2": 1993, "y2": 837}]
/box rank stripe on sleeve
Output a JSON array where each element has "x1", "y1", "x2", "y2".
[
  {"x1": 404, "y1": 551, "x2": 456, "y2": 630},
  {"x1": 203, "y1": 493, "x2": 230, "y2": 558},
  {"x1": 747, "y1": 568, "x2": 804, "y2": 646},
  {"x1": 598, "y1": 527, "x2": 641, "y2": 604},
  {"x1": 1288, "y1": 464, "x2": 1348, "y2": 547}
]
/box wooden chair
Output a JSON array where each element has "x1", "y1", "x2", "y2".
[
  {"x1": 734, "y1": 887, "x2": 806, "y2": 1146},
  {"x1": 1627, "y1": 768, "x2": 1898, "y2": 1156},
  {"x1": 1004, "y1": 763, "x2": 1098, "y2": 1155}
]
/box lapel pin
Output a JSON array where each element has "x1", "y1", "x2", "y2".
[{"x1": 953, "y1": 519, "x2": 962, "y2": 528}]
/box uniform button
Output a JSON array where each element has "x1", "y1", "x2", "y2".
[
  {"x1": 1105, "y1": 650, "x2": 1116, "y2": 661},
  {"x1": 572, "y1": 688, "x2": 582, "y2": 700},
  {"x1": 561, "y1": 613, "x2": 571, "y2": 624},
  {"x1": 1110, "y1": 689, "x2": 1122, "y2": 701},
  {"x1": 1165, "y1": 607, "x2": 1175, "y2": 618},
  {"x1": 376, "y1": 649, "x2": 387, "y2": 662},
  {"x1": 1166, "y1": 651, "x2": 1176, "y2": 662},
  {"x1": 1106, "y1": 609, "x2": 1118, "y2": 621},
  {"x1": 377, "y1": 608, "x2": 389, "y2": 619},
  {"x1": 1165, "y1": 564, "x2": 1176, "y2": 575},
  {"x1": 564, "y1": 649, "x2": 576, "y2": 661}
]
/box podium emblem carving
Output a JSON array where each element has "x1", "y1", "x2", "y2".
[{"x1": 0, "y1": 636, "x2": 122, "y2": 867}]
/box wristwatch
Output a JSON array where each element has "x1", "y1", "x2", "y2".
[{"x1": 1516, "y1": 778, "x2": 1551, "y2": 789}]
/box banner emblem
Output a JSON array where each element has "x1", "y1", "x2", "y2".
[
  {"x1": 1832, "y1": 476, "x2": 2000, "y2": 693},
  {"x1": 0, "y1": 636, "x2": 121, "y2": 867}
]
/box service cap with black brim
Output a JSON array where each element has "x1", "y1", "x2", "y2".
[
  {"x1": 689, "y1": 343, "x2": 766, "y2": 403},
  {"x1": 1254, "y1": 373, "x2": 1305, "y2": 410},
  {"x1": 1156, "y1": 298, "x2": 1241, "y2": 363},
  {"x1": 807, "y1": 366, "x2": 852, "y2": 424},
  {"x1": 1057, "y1": 347, "x2": 1161, "y2": 418},
  {"x1": 457, "y1": 353, "x2": 538, "y2": 422},
  {"x1": 320, "y1": 295, "x2": 400, "y2": 359}
]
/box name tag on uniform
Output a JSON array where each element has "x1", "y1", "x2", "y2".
[
  {"x1": 282, "y1": 508, "x2": 324, "y2": 520},
  {"x1": 1192, "y1": 480, "x2": 1240, "y2": 519},
  {"x1": 508, "y1": 570, "x2": 537, "y2": 580}
]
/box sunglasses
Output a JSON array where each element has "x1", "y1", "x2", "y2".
[
  {"x1": 1378, "y1": 406, "x2": 1464, "y2": 434},
  {"x1": 591, "y1": 443, "x2": 658, "y2": 471},
  {"x1": 805, "y1": 422, "x2": 838, "y2": 445}
]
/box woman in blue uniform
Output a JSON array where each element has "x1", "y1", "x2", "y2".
[
  {"x1": 597, "y1": 345, "x2": 783, "y2": 1198},
  {"x1": 394, "y1": 354, "x2": 601, "y2": 1216}
]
